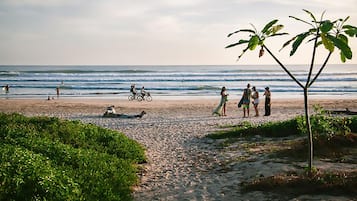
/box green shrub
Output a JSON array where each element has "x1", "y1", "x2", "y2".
[
  {"x1": 0, "y1": 113, "x2": 146, "y2": 201},
  {"x1": 349, "y1": 115, "x2": 357, "y2": 133},
  {"x1": 208, "y1": 106, "x2": 357, "y2": 140},
  {"x1": 0, "y1": 144, "x2": 81, "y2": 201},
  {"x1": 297, "y1": 105, "x2": 352, "y2": 140},
  {"x1": 208, "y1": 118, "x2": 300, "y2": 139}
]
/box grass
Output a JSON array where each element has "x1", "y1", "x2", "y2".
[
  {"x1": 0, "y1": 113, "x2": 146, "y2": 201},
  {"x1": 208, "y1": 118, "x2": 300, "y2": 140},
  {"x1": 207, "y1": 113, "x2": 357, "y2": 197},
  {"x1": 242, "y1": 170, "x2": 357, "y2": 196}
]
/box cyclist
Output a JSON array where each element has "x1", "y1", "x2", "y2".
[
  {"x1": 141, "y1": 86, "x2": 147, "y2": 97},
  {"x1": 130, "y1": 84, "x2": 137, "y2": 97}
]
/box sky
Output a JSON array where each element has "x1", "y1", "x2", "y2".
[{"x1": 0, "y1": 0, "x2": 356, "y2": 65}]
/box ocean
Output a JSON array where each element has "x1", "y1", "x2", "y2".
[{"x1": 0, "y1": 65, "x2": 356, "y2": 100}]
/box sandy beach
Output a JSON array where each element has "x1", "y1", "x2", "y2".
[{"x1": 1, "y1": 97, "x2": 356, "y2": 200}]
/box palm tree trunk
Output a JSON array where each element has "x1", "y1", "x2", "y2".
[{"x1": 304, "y1": 87, "x2": 313, "y2": 172}]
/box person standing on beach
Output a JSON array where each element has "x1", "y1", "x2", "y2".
[
  {"x1": 213, "y1": 86, "x2": 229, "y2": 116},
  {"x1": 241, "y1": 83, "x2": 251, "y2": 118},
  {"x1": 4, "y1": 84, "x2": 9, "y2": 93},
  {"x1": 251, "y1": 86, "x2": 259, "y2": 117},
  {"x1": 56, "y1": 86, "x2": 60, "y2": 99},
  {"x1": 264, "y1": 87, "x2": 271, "y2": 116}
]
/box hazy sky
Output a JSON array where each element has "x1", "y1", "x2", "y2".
[{"x1": 0, "y1": 0, "x2": 356, "y2": 65}]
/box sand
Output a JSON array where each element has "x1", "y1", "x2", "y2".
[{"x1": 1, "y1": 97, "x2": 356, "y2": 200}]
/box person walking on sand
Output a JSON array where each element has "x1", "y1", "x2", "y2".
[
  {"x1": 251, "y1": 86, "x2": 259, "y2": 116},
  {"x1": 241, "y1": 83, "x2": 251, "y2": 118},
  {"x1": 213, "y1": 86, "x2": 229, "y2": 116},
  {"x1": 264, "y1": 87, "x2": 271, "y2": 116}
]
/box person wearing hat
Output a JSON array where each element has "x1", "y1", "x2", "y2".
[{"x1": 263, "y1": 87, "x2": 271, "y2": 116}]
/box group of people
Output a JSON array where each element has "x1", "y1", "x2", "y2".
[
  {"x1": 130, "y1": 84, "x2": 148, "y2": 97},
  {"x1": 213, "y1": 83, "x2": 271, "y2": 117}
]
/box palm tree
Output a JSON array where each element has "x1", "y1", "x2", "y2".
[{"x1": 226, "y1": 9, "x2": 357, "y2": 172}]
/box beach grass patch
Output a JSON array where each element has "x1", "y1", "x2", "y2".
[
  {"x1": 0, "y1": 112, "x2": 146, "y2": 201},
  {"x1": 208, "y1": 118, "x2": 300, "y2": 140},
  {"x1": 241, "y1": 170, "x2": 357, "y2": 196},
  {"x1": 274, "y1": 133, "x2": 357, "y2": 162}
]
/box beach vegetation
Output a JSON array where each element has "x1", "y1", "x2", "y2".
[
  {"x1": 226, "y1": 9, "x2": 357, "y2": 173},
  {"x1": 209, "y1": 108, "x2": 356, "y2": 141},
  {"x1": 209, "y1": 113, "x2": 357, "y2": 197},
  {"x1": 0, "y1": 113, "x2": 146, "y2": 201},
  {"x1": 208, "y1": 118, "x2": 300, "y2": 139},
  {"x1": 241, "y1": 170, "x2": 357, "y2": 197}
]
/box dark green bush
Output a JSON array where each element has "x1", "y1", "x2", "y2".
[
  {"x1": 208, "y1": 108, "x2": 357, "y2": 140},
  {"x1": 208, "y1": 118, "x2": 300, "y2": 139},
  {"x1": 0, "y1": 144, "x2": 81, "y2": 201},
  {"x1": 349, "y1": 115, "x2": 357, "y2": 133},
  {"x1": 297, "y1": 105, "x2": 353, "y2": 140},
  {"x1": 0, "y1": 113, "x2": 146, "y2": 201}
]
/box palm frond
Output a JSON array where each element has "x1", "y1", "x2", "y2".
[
  {"x1": 289, "y1": 16, "x2": 314, "y2": 27},
  {"x1": 227, "y1": 29, "x2": 255, "y2": 37}
]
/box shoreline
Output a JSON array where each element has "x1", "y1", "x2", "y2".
[
  {"x1": 1, "y1": 97, "x2": 357, "y2": 116},
  {"x1": 2, "y1": 93, "x2": 357, "y2": 100}
]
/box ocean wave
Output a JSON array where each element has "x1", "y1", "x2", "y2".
[{"x1": 1, "y1": 65, "x2": 356, "y2": 98}]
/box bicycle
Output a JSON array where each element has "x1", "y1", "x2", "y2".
[
  {"x1": 128, "y1": 94, "x2": 139, "y2": 101},
  {"x1": 137, "y1": 92, "x2": 152, "y2": 102}
]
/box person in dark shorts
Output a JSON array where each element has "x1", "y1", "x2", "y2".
[{"x1": 264, "y1": 87, "x2": 271, "y2": 116}]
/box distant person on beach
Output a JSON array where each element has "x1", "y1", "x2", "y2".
[
  {"x1": 241, "y1": 83, "x2": 251, "y2": 118},
  {"x1": 56, "y1": 86, "x2": 60, "y2": 98},
  {"x1": 251, "y1": 86, "x2": 259, "y2": 116},
  {"x1": 130, "y1": 84, "x2": 137, "y2": 96},
  {"x1": 141, "y1": 86, "x2": 147, "y2": 97},
  {"x1": 103, "y1": 105, "x2": 146, "y2": 118},
  {"x1": 213, "y1": 86, "x2": 228, "y2": 116},
  {"x1": 3, "y1": 84, "x2": 9, "y2": 93},
  {"x1": 264, "y1": 87, "x2": 271, "y2": 116}
]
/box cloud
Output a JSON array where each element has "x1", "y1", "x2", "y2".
[{"x1": 0, "y1": 0, "x2": 356, "y2": 64}]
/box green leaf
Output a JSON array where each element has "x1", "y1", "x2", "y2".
[
  {"x1": 227, "y1": 29, "x2": 255, "y2": 37},
  {"x1": 321, "y1": 33, "x2": 334, "y2": 52},
  {"x1": 342, "y1": 25, "x2": 357, "y2": 29},
  {"x1": 343, "y1": 16, "x2": 350, "y2": 23},
  {"x1": 326, "y1": 34, "x2": 352, "y2": 59},
  {"x1": 290, "y1": 32, "x2": 311, "y2": 56},
  {"x1": 343, "y1": 25, "x2": 357, "y2": 37},
  {"x1": 289, "y1": 16, "x2": 314, "y2": 27},
  {"x1": 303, "y1": 9, "x2": 317, "y2": 23},
  {"x1": 225, "y1": 40, "x2": 249, "y2": 49},
  {"x1": 320, "y1": 20, "x2": 333, "y2": 33},
  {"x1": 237, "y1": 46, "x2": 251, "y2": 60},
  {"x1": 338, "y1": 34, "x2": 348, "y2": 43},
  {"x1": 280, "y1": 36, "x2": 296, "y2": 51},
  {"x1": 271, "y1": 25, "x2": 284, "y2": 34},
  {"x1": 248, "y1": 35, "x2": 260, "y2": 50},
  {"x1": 261, "y1": 20, "x2": 278, "y2": 34},
  {"x1": 269, "y1": 33, "x2": 289, "y2": 38}
]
